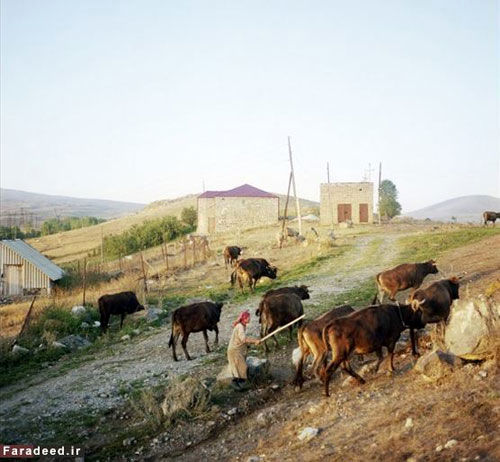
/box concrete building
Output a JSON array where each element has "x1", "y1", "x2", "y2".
[
  {"x1": 0, "y1": 240, "x2": 65, "y2": 296},
  {"x1": 320, "y1": 182, "x2": 374, "y2": 225},
  {"x1": 197, "y1": 184, "x2": 279, "y2": 234}
]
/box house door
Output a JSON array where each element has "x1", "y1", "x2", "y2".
[
  {"x1": 208, "y1": 217, "x2": 216, "y2": 234},
  {"x1": 337, "y1": 204, "x2": 352, "y2": 223},
  {"x1": 5, "y1": 265, "x2": 22, "y2": 296},
  {"x1": 359, "y1": 203, "x2": 369, "y2": 223}
]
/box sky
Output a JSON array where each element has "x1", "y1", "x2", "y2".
[{"x1": 1, "y1": 0, "x2": 498, "y2": 212}]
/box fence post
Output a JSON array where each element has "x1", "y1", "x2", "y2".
[
  {"x1": 11, "y1": 296, "x2": 37, "y2": 348},
  {"x1": 82, "y1": 258, "x2": 87, "y2": 306},
  {"x1": 140, "y1": 252, "x2": 148, "y2": 294}
]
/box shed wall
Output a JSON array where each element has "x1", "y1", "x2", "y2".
[{"x1": 214, "y1": 197, "x2": 279, "y2": 232}]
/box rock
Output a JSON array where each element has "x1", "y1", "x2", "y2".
[
  {"x1": 414, "y1": 349, "x2": 460, "y2": 381},
  {"x1": 55, "y1": 335, "x2": 91, "y2": 351},
  {"x1": 342, "y1": 376, "x2": 357, "y2": 387},
  {"x1": 247, "y1": 457, "x2": 262, "y2": 462},
  {"x1": 478, "y1": 370, "x2": 488, "y2": 379},
  {"x1": 71, "y1": 305, "x2": 87, "y2": 316},
  {"x1": 122, "y1": 437, "x2": 135, "y2": 447},
  {"x1": 12, "y1": 345, "x2": 29, "y2": 355},
  {"x1": 227, "y1": 407, "x2": 237, "y2": 416},
  {"x1": 405, "y1": 418, "x2": 414, "y2": 429},
  {"x1": 270, "y1": 383, "x2": 280, "y2": 390},
  {"x1": 52, "y1": 341, "x2": 67, "y2": 349},
  {"x1": 445, "y1": 439, "x2": 458, "y2": 449},
  {"x1": 121, "y1": 334, "x2": 131, "y2": 341},
  {"x1": 436, "y1": 445, "x2": 443, "y2": 452},
  {"x1": 81, "y1": 322, "x2": 90, "y2": 328},
  {"x1": 445, "y1": 297, "x2": 499, "y2": 360},
  {"x1": 217, "y1": 356, "x2": 269, "y2": 384},
  {"x1": 93, "y1": 321, "x2": 101, "y2": 328},
  {"x1": 132, "y1": 329, "x2": 141, "y2": 336},
  {"x1": 146, "y1": 307, "x2": 163, "y2": 322},
  {"x1": 298, "y1": 427, "x2": 319, "y2": 441}
]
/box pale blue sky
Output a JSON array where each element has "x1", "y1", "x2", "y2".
[{"x1": 1, "y1": 0, "x2": 498, "y2": 212}]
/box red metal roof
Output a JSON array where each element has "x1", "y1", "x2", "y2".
[{"x1": 198, "y1": 184, "x2": 278, "y2": 199}]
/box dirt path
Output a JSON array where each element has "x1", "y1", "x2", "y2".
[{"x1": 0, "y1": 233, "x2": 406, "y2": 440}]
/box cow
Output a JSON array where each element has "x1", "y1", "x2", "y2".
[
  {"x1": 255, "y1": 285, "x2": 310, "y2": 316},
  {"x1": 168, "y1": 301, "x2": 223, "y2": 361},
  {"x1": 230, "y1": 258, "x2": 278, "y2": 292},
  {"x1": 223, "y1": 246, "x2": 242, "y2": 268},
  {"x1": 483, "y1": 211, "x2": 500, "y2": 226},
  {"x1": 258, "y1": 293, "x2": 304, "y2": 352},
  {"x1": 293, "y1": 304, "x2": 355, "y2": 391},
  {"x1": 320, "y1": 304, "x2": 424, "y2": 396},
  {"x1": 98, "y1": 291, "x2": 145, "y2": 333},
  {"x1": 372, "y1": 260, "x2": 438, "y2": 304}
]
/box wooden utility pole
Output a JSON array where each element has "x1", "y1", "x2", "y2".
[
  {"x1": 378, "y1": 162, "x2": 382, "y2": 225},
  {"x1": 279, "y1": 171, "x2": 293, "y2": 249},
  {"x1": 82, "y1": 258, "x2": 87, "y2": 305},
  {"x1": 100, "y1": 227, "x2": 104, "y2": 265},
  {"x1": 327, "y1": 162, "x2": 334, "y2": 227},
  {"x1": 288, "y1": 136, "x2": 302, "y2": 235},
  {"x1": 140, "y1": 252, "x2": 148, "y2": 293}
]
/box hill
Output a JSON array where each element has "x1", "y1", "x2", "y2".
[
  {"x1": 404, "y1": 195, "x2": 500, "y2": 223},
  {"x1": 0, "y1": 188, "x2": 145, "y2": 226}
]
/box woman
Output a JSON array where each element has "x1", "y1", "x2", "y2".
[{"x1": 227, "y1": 310, "x2": 260, "y2": 390}]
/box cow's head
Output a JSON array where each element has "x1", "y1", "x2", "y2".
[
  {"x1": 426, "y1": 260, "x2": 439, "y2": 274},
  {"x1": 448, "y1": 276, "x2": 460, "y2": 300},
  {"x1": 266, "y1": 266, "x2": 278, "y2": 279},
  {"x1": 297, "y1": 285, "x2": 310, "y2": 300},
  {"x1": 215, "y1": 302, "x2": 224, "y2": 312}
]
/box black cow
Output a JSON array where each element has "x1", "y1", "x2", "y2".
[
  {"x1": 483, "y1": 211, "x2": 500, "y2": 226},
  {"x1": 168, "y1": 301, "x2": 223, "y2": 361},
  {"x1": 98, "y1": 291, "x2": 145, "y2": 333},
  {"x1": 230, "y1": 258, "x2": 277, "y2": 292},
  {"x1": 255, "y1": 285, "x2": 310, "y2": 316},
  {"x1": 223, "y1": 246, "x2": 242, "y2": 268}
]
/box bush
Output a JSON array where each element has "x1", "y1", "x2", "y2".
[{"x1": 181, "y1": 206, "x2": 197, "y2": 228}]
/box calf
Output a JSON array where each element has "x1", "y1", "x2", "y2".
[
  {"x1": 321, "y1": 304, "x2": 423, "y2": 396},
  {"x1": 373, "y1": 260, "x2": 438, "y2": 304},
  {"x1": 98, "y1": 291, "x2": 144, "y2": 333},
  {"x1": 168, "y1": 301, "x2": 223, "y2": 361},
  {"x1": 483, "y1": 211, "x2": 500, "y2": 226},
  {"x1": 230, "y1": 258, "x2": 277, "y2": 292},
  {"x1": 259, "y1": 293, "x2": 304, "y2": 352},
  {"x1": 223, "y1": 246, "x2": 242, "y2": 268},
  {"x1": 293, "y1": 304, "x2": 354, "y2": 390},
  {"x1": 255, "y1": 285, "x2": 310, "y2": 317}
]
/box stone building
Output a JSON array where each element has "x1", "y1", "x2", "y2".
[
  {"x1": 320, "y1": 182, "x2": 374, "y2": 225},
  {"x1": 197, "y1": 184, "x2": 279, "y2": 234}
]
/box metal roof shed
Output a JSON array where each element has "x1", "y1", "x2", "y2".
[{"x1": 0, "y1": 239, "x2": 65, "y2": 296}]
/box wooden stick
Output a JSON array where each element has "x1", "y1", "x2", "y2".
[
  {"x1": 258, "y1": 314, "x2": 305, "y2": 343},
  {"x1": 12, "y1": 296, "x2": 37, "y2": 347}
]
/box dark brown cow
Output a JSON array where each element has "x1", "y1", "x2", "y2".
[
  {"x1": 255, "y1": 285, "x2": 310, "y2": 317},
  {"x1": 223, "y1": 246, "x2": 242, "y2": 268},
  {"x1": 168, "y1": 301, "x2": 223, "y2": 361},
  {"x1": 320, "y1": 304, "x2": 423, "y2": 396},
  {"x1": 230, "y1": 258, "x2": 277, "y2": 292},
  {"x1": 293, "y1": 304, "x2": 354, "y2": 390},
  {"x1": 483, "y1": 211, "x2": 500, "y2": 226},
  {"x1": 259, "y1": 293, "x2": 304, "y2": 352},
  {"x1": 372, "y1": 260, "x2": 438, "y2": 304},
  {"x1": 98, "y1": 291, "x2": 145, "y2": 333}
]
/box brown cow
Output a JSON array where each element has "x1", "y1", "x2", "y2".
[
  {"x1": 259, "y1": 293, "x2": 304, "y2": 352},
  {"x1": 293, "y1": 304, "x2": 354, "y2": 390},
  {"x1": 372, "y1": 260, "x2": 438, "y2": 304},
  {"x1": 321, "y1": 304, "x2": 423, "y2": 396},
  {"x1": 483, "y1": 211, "x2": 500, "y2": 226},
  {"x1": 230, "y1": 258, "x2": 277, "y2": 292},
  {"x1": 168, "y1": 301, "x2": 223, "y2": 361},
  {"x1": 255, "y1": 285, "x2": 310, "y2": 317},
  {"x1": 223, "y1": 246, "x2": 242, "y2": 268},
  {"x1": 98, "y1": 291, "x2": 145, "y2": 333}
]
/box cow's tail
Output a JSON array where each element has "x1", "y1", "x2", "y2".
[
  {"x1": 168, "y1": 313, "x2": 177, "y2": 348},
  {"x1": 230, "y1": 269, "x2": 237, "y2": 286}
]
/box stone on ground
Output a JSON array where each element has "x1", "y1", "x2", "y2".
[
  {"x1": 12, "y1": 345, "x2": 29, "y2": 355},
  {"x1": 217, "y1": 356, "x2": 270, "y2": 385},
  {"x1": 414, "y1": 349, "x2": 460, "y2": 381},
  {"x1": 55, "y1": 335, "x2": 92, "y2": 351},
  {"x1": 298, "y1": 427, "x2": 319, "y2": 441},
  {"x1": 71, "y1": 305, "x2": 87, "y2": 316}
]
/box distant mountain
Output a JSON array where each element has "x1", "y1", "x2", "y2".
[
  {"x1": 0, "y1": 188, "x2": 145, "y2": 226},
  {"x1": 405, "y1": 195, "x2": 500, "y2": 223}
]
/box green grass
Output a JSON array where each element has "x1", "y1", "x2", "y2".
[{"x1": 396, "y1": 227, "x2": 500, "y2": 263}]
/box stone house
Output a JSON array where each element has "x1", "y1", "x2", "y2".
[
  {"x1": 197, "y1": 184, "x2": 279, "y2": 234},
  {"x1": 320, "y1": 182, "x2": 374, "y2": 225}
]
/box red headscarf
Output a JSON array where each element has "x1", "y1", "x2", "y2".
[{"x1": 233, "y1": 310, "x2": 250, "y2": 327}]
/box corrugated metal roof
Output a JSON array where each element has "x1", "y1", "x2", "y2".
[
  {"x1": 198, "y1": 184, "x2": 278, "y2": 199},
  {"x1": 1, "y1": 240, "x2": 65, "y2": 280}
]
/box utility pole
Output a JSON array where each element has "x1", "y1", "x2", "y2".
[
  {"x1": 288, "y1": 136, "x2": 302, "y2": 235},
  {"x1": 279, "y1": 171, "x2": 293, "y2": 249},
  {"x1": 100, "y1": 226, "x2": 104, "y2": 264},
  {"x1": 378, "y1": 162, "x2": 382, "y2": 225},
  {"x1": 327, "y1": 162, "x2": 334, "y2": 227}
]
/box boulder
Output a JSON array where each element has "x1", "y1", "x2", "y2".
[
  {"x1": 414, "y1": 349, "x2": 460, "y2": 382},
  {"x1": 146, "y1": 307, "x2": 163, "y2": 322},
  {"x1": 444, "y1": 297, "x2": 499, "y2": 360},
  {"x1": 12, "y1": 345, "x2": 29, "y2": 355},
  {"x1": 217, "y1": 356, "x2": 270, "y2": 384},
  {"x1": 55, "y1": 335, "x2": 92, "y2": 351},
  {"x1": 298, "y1": 427, "x2": 319, "y2": 441},
  {"x1": 71, "y1": 305, "x2": 87, "y2": 316}
]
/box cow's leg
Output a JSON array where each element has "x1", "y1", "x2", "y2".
[
  {"x1": 100, "y1": 312, "x2": 110, "y2": 333},
  {"x1": 171, "y1": 332, "x2": 180, "y2": 362},
  {"x1": 213, "y1": 325, "x2": 219, "y2": 346},
  {"x1": 323, "y1": 358, "x2": 342, "y2": 397},
  {"x1": 374, "y1": 348, "x2": 384, "y2": 372},
  {"x1": 342, "y1": 361, "x2": 366, "y2": 384},
  {"x1": 120, "y1": 313, "x2": 126, "y2": 329},
  {"x1": 181, "y1": 333, "x2": 192, "y2": 360},
  {"x1": 202, "y1": 330, "x2": 210, "y2": 353},
  {"x1": 289, "y1": 326, "x2": 293, "y2": 340},
  {"x1": 410, "y1": 328, "x2": 419, "y2": 357},
  {"x1": 387, "y1": 342, "x2": 397, "y2": 372}
]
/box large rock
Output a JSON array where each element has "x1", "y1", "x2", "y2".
[
  {"x1": 71, "y1": 305, "x2": 87, "y2": 316},
  {"x1": 55, "y1": 335, "x2": 92, "y2": 351},
  {"x1": 12, "y1": 345, "x2": 29, "y2": 355},
  {"x1": 146, "y1": 307, "x2": 163, "y2": 322},
  {"x1": 217, "y1": 356, "x2": 270, "y2": 384},
  {"x1": 444, "y1": 297, "x2": 499, "y2": 360},
  {"x1": 414, "y1": 349, "x2": 460, "y2": 382}
]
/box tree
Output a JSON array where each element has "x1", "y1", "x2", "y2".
[
  {"x1": 181, "y1": 206, "x2": 197, "y2": 229},
  {"x1": 379, "y1": 179, "x2": 402, "y2": 219}
]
